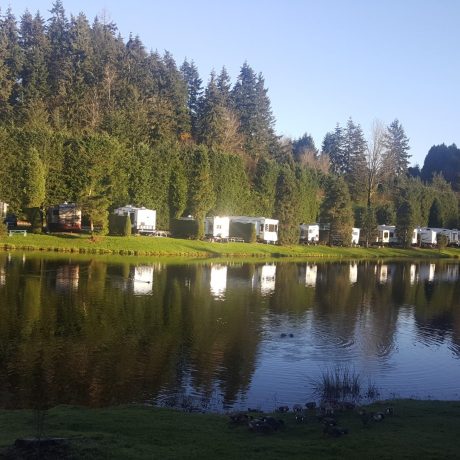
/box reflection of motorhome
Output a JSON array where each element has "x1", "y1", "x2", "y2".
[
  {"x1": 375, "y1": 264, "x2": 392, "y2": 283},
  {"x1": 205, "y1": 216, "x2": 230, "y2": 239},
  {"x1": 210, "y1": 264, "x2": 227, "y2": 298},
  {"x1": 229, "y1": 216, "x2": 278, "y2": 243},
  {"x1": 252, "y1": 263, "x2": 276, "y2": 293},
  {"x1": 114, "y1": 205, "x2": 156, "y2": 234},
  {"x1": 47, "y1": 203, "x2": 82, "y2": 232},
  {"x1": 299, "y1": 224, "x2": 319, "y2": 244},
  {"x1": 132, "y1": 266, "x2": 154, "y2": 295},
  {"x1": 417, "y1": 263, "x2": 435, "y2": 282},
  {"x1": 349, "y1": 263, "x2": 358, "y2": 284},
  {"x1": 56, "y1": 265, "x2": 79, "y2": 291}
]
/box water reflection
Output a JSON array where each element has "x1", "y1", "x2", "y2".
[{"x1": 0, "y1": 254, "x2": 459, "y2": 411}]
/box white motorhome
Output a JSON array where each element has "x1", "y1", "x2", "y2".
[
  {"x1": 417, "y1": 228, "x2": 437, "y2": 246},
  {"x1": 0, "y1": 201, "x2": 8, "y2": 219},
  {"x1": 205, "y1": 216, "x2": 230, "y2": 239},
  {"x1": 114, "y1": 205, "x2": 156, "y2": 234},
  {"x1": 299, "y1": 224, "x2": 319, "y2": 244},
  {"x1": 427, "y1": 227, "x2": 460, "y2": 247},
  {"x1": 376, "y1": 225, "x2": 417, "y2": 245},
  {"x1": 229, "y1": 216, "x2": 279, "y2": 243},
  {"x1": 351, "y1": 228, "x2": 361, "y2": 246}
]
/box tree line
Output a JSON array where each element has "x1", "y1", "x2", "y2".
[{"x1": 0, "y1": 2, "x2": 458, "y2": 245}]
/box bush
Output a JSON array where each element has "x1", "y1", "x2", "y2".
[
  {"x1": 437, "y1": 234, "x2": 448, "y2": 249},
  {"x1": 0, "y1": 220, "x2": 7, "y2": 236},
  {"x1": 229, "y1": 222, "x2": 255, "y2": 242},
  {"x1": 170, "y1": 218, "x2": 199, "y2": 239},
  {"x1": 24, "y1": 207, "x2": 43, "y2": 233},
  {"x1": 109, "y1": 214, "x2": 131, "y2": 236}
]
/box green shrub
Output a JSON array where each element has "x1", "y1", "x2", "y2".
[
  {"x1": 229, "y1": 222, "x2": 255, "y2": 242},
  {"x1": 170, "y1": 218, "x2": 199, "y2": 239},
  {"x1": 0, "y1": 220, "x2": 7, "y2": 236},
  {"x1": 109, "y1": 214, "x2": 132, "y2": 236},
  {"x1": 24, "y1": 207, "x2": 43, "y2": 233},
  {"x1": 437, "y1": 234, "x2": 448, "y2": 249}
]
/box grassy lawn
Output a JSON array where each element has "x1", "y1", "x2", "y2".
[
  {"x1": 1, "y1": 400, "x2": 459, "y2": 459},
  {"x1": 1, "y1": 233, "x2": 459, "y2": 259}
]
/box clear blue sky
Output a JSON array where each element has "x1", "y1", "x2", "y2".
[{"x1": 6, "y1": 0, "x2": 460, "y2": 166}]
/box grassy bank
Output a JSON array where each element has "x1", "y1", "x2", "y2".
[
  {"x1": 1, "y1": 400, "x2": 459, "y2": 459},
  {"x1": 1, "y1": 233, "x2": 459, "y2": 259}
]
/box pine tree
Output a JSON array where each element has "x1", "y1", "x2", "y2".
[
  {"x1": 275, "y1": 166, "x2": 300, "y2": 245},
  {"x1": 382, "y1": 119, "x2": 411, "y2": 178},
  {"x1": 188, "y1": 146, "x2": 215, "y2": 237},
  {"x1": 320, "y1": 176, "x2": 354, "y2": 246},
  {"x1": 180, "y1": 59, "x2": 202, "y2": 138},
  {"x1": 322, "y1": 124, "x2": 346, "y2": 175},
  {"x1": 428, "y1": 198, "x2": 443, "y2": 228},
  {"x1": 231, "y1": 63, "x2": 275, "y2": 159},
  {"x1": 0, "y1": 8, "x2": 23, "y2": 120},
  {"x1": 19, "y1": 11, "x2": 49, "y2": 109},
  {"x1": 23, "y1": 147, "x2": 46, "y2": 208},
  {"x1": 169, "y1": 160, "x2": 187, "y2": 219},
  {"x1": 343, "y1": 118, "x2": 368, "y2": 202}
]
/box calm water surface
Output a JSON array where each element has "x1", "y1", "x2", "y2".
[{"x1": 0, "y1": 253, "x2": 459, "y2": 411}]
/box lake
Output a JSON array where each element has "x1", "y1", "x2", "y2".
[{"x1": 0, "y1": 253, "x2": 459, "y2": 411}]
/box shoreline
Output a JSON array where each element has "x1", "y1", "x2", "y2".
[
  {"x1": 1, "y1": 233, "x2": 459, "y2": 260},
  {"x1": 1, "y1": 400, "x2": 459, "y2": 459}
]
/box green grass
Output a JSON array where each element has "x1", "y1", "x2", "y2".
[
  {"x1": 1, "y1": 233, "x2": 459, "y2": 259},
  {"x1": 1, "y1": 401, "x2": 459, "y2": 459}
]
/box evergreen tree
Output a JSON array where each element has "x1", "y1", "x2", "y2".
[
  {"x1": 180, "y1": 59, "x2": 202, "y2": 138},
  {"x1": 0, "y1": 8, "x2": 23, "y2": 120},
  {"x1": 343, "y1": 118, "x2": 367, "y2": 202},
  {"x1": 322, "y1": 124, "x2": 346, "y2": 175},
  {"x1": 428, "y1": 198, "x2": 443, "y2": 228},
  {"x1": 231, "y1": 63, "x2": 275, "y2": 159},
  {"x1": 253, "y1": 157, "x2": 278, "y2": 216},
  {"x1": 168, "y1": 160, "x2": 187, "y2": 219},
  {"x1": 19, "y1": 11, "x2": 49, "y2": 110},
  {"x1": 23, "y1": 147, "x2": 46, "y2": 208},
  {"x1": 421, "y1": 143, "x2": 460, "y2": 191},
  {"x1": 188, "y1": 146, "x2": 215, "y2": 237},
  {"x1": 382, "y1": 119, "x2": 411, "y2": 178},
  {"x1": 216, "y1": 66, "x2": 231, "y2": 106},
  {"x1": 320, "y1": 176, "x2": 354, "y2": 246},
  {"x1": 275, "y1": 166, "x2": 300, "y2": 245}
]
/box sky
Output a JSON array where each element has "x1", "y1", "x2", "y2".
[{"x1": 5, "y1": 0, "x2": 460, "y2": 166}]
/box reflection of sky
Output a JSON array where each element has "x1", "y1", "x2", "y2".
[{"x1": 210, "y1": 265, "x2": 227, "y2": 299}]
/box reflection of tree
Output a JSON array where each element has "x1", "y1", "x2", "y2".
[{"x1": 0, "y1": 254, "x2": 459, "y2": 410}]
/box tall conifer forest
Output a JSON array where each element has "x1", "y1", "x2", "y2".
[{"x1": 0, "y1": 2, "x2": 458, "y2": 244}]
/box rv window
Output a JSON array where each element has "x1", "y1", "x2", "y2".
[
  {"x1": 268, "y1": 224, "x2": 277, "y2": 232},
  {"x1": 260, "y1": 224, "x2": 264, "y2": 233},
  {"x1": 383, "y1": 231, "x2": 388, "y2": 238},
  {"x1": 216, "y1": 224, "x2": 221, "y2": 230},
  {"x1": 389, "y1": 232, "x2": 394, "y2": 237}
]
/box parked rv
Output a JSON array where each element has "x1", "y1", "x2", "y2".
[
  {"x1": 376, "y1": 225, "x2": 417, "y2": 246},
  {"x1": 114, "y1": 205, "x2": 156, "y2": 234},
  {"x1": 299, "y1": 224, "x2": 319, "y2": 244},
  {"x1": 205, "y1": 216, "x2": 230, "y2": 239},
  {"x1": 46, "y1": 203, "x2": 81, "y2": 232},
  {"x1": 229, "y1": 216, "x2": 278, "y2": 243},
  {"x1": 351, "y1": 228, "x2": 361, "y2": 246},
  {"x1": 425, "y1": 227, "x2": 460, "y2": 247},
  {"x1": 417, "y1": 228, "x2": 437, "y2": 247}
]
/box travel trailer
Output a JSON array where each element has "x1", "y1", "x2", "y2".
[
  {"x1": 114, "y1": 205, "x2": 156, "y2": 234},
  {"x1": 417, "y1": 228, "x2": 437, "y2": 247},
  {"x1": 376, "y1": 225, "x2": 417, "y2": 246},
  {"x1": 229, "y1": 216, "x2": 279, "y2": 243},
  {"x1": 46, "y1": 203, "x2": 81, "y2": 232},
  {"x1": 351, "y1": 228, "x2": 361, "y2": 246},
  {"x1": 205, "y1": 216, "x2": 230, "y2": 239},
  {"x1": 299, "y1": 224, "x2": 319, "y2": 244},
  {"x1": 426, "y1": 227, "x2": 460, "y2": 247}
]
